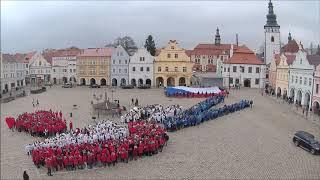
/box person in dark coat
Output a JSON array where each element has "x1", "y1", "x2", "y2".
[{"x1": 23, "y1": 171, "x2": 29, "y2": 180}]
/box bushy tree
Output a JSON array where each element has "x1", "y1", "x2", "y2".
[
  {"x1": 105, "y1": 36, "x2": 138, "y2": 55},
  {"x1": 144, "y1": 35, "x2": 156, "y2": 56}
]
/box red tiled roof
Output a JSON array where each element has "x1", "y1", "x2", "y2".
[
  {"x1": 194, "y1": 44, "x2": 232, "y2": 50},
  {"x1": 25, "y1": 51, "x2": 36, "y2": 61},
  {"x1": 275, "y1": 54, "x2": 295, "y2": 65},
  {"x1": 185, "y1": 50, "x2": 192, "y2": 57},
  {"x1": 307, "y1": 55, "x2": 320, "y2": 67},
  {"x1": 2, "y1": 54, "x2": 16, "y2": 63},
  {"x1": 77, "y1": 48, "x2": 114, "y2": 57},
  {"x1": 282, "y1": 40, "x2": 299, "y2": 53},
  {"x1": 224, "y1": 45, "x2": 264, "y2": 65},
  {"x1": 52, "y1": 48, "x2": 81, "y2": 57},
  {"x1": 191, "y1": 43, "x2": 239, "y2": 56}
]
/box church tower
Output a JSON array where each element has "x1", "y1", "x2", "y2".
[
  {"x1": 215, "y1": 27, "x2": 221, "y2": 45},
  {"x1": 264, "y1": 0, "x2": 280, "y2": 65}
]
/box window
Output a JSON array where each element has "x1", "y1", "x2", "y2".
[
  {"x1": 113, "y1": 69, "x2": 115, "y2": 73},
  {"x1": 140, "y1": 57, "x2": 145, "y2": 61},
  {"x1": 224, "y1": 67, "x2": 226, "y2": 72},
  {"x1": 271, "y1": 36, "x2": 274, "y2": 42},
  {"x1": 124, "y1": 69, "x2": 127, "y2": 73},
  {"x1": 304, "y1": 77, "x2": 307, "y2": 85},
  {"x1": 175, "y1": 54, "x2": 178, "y2": 58},
  {"x1": 140, "y1": 67, "x2": 144, "y2": 72},
  {"x1": 26, "y1": 64, "x2": 28, "y2": 68},
  {"x1": 248, "y1": 67, "x2": 252, "y2": 73},
  {"x1": 300, "y1": 59, "x2": 302, "y2": 64},
  {"x1": 183, "y1": 67, "x2": 187, "y2": 72},
  {"x1": 300, "y1": 77, "x2": 302, "y2": 84},
  {"x1": 208, "y1": 60, "x2": 210, "y2": 64},
  {"x1": 228, "y1": 67, "x2": 230, "y2": 72},
  {"x1": 39, "y1": 61, "x2": 42, "y2": 66},
  {"x1": 202, "y1": 56, "x2": 205, "y2": 59},
  {"x1": 73, "y1": 69, "x2": 76, "y2": 73},
  {"x1": 165, "y1": 67, "x2": 169, "y2": 72},
  {"x1": 233, "y1": 66, "x2": 237, "y2": 72},
  {"x1": 146, "y1": 67, "x2": 150, "y2": 72},
  {"x1": 295, "y1": 76, "x2": 298, "y2": 83},
  {"x1": 70, "y1": 69, "x2": 72, "y2": 73},
  {"x1": 240, "y1": 66, "x2": 245, "y2": 73},
  {"x1": 316, "y1": 84, "x2": 319, "y2": 94},
  {"x1": 167, "y1": 54, "x2": 171, "y2": 58},
  {"x1": 174, "y1": 67, "x2": 178, "y2": 72},
  {"x1": 229, "y1": 78, "x2": 233, "y2": 84},
  {"x1": 158, "y1": 67, "x2": 161, "y2": 72},
  {"x1": 53, "y1": 69, "x2": 56, "y2": 73},
  {"x1": 256, "y1": 67, "x2": 260, "y2": 73},
  {"x1": 309, "y1": 78, "x2": 312, "y2": 86},
  {"x1": 132, "y1": 67, "x2": 136, "y2": 71},
  {"x1": 120, "y1": 52, "x2": 123, "y2": 56},
  {"x1": 171, "y1": 46, "x2": 174, "y2": 49},
  {"x1": 255, "y1": 78, "x2": 260, "y2": 85},
  {"x1": 119, "y1": 69, "x2": 122, "y2": 73},
  {"x1": 113, "y1": 60, "x2": 115, "y2": 64},
  {"x1": 125, "y1": 60, "x2": 127, "y2": 64},
  {"x1": 235, "y1": 78, "x2": 239, "y2": 84},
  {"x1": 220, "y1": 56, "x2": 223, "y2": 61},
  {"x1": 119, "y1": 60, "x2": 121, "y2": 64}
]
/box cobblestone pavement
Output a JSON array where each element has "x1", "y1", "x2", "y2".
[{"x1": 1, "y1": 86, "x2": 320, "y2": 180}]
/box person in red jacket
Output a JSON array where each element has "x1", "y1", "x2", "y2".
[
  {"x1": 133, "y1": 145, "x2": 138, "y2": 160},
  {"x1": 69, "y1": 121, "x2": 73, "y2": 131},
  {"x1": 110, "y1": 151, "x2": 117, "y2": 166},
  {"x1": 45, "y1": 157, "x2": 52, "y2": 176}
]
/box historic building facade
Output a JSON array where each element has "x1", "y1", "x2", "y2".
[
  {"x1": 76, "y1": 48, "x2": 113, "y2": 86},
  {"x1": 28, "y1": 52, "x2": 52, "y2": 86},
  {"x1": 154, "y1": 40, "x2": 193, "y2": 87},
  {"x1": 189, "y1": 28, "x2": 234, "y2": 76},
  {"x1": 51, "y1": 48, "x2": 81, "y2": 84},
  {"x1": 275, "y1": 54, "x2": 295, "y2": 97},
  {"x1": 310, "y1": 55, "x2": 320, "y2": 111},
  {"x1": 288, "y1": 45, "x2": 315, "y2": 110},
  {"x1": 268, "y1": 55, "x2": 279, "y2": 90},
  {"x1": 222, "y1": 45, "x2": 266, "y2": 88},
  {"x1": 110, "y1": 45, "x2": 130, "y2": 86},
  {"x1": 129, "y1": 48, "x2": 154, "y2": 86}
]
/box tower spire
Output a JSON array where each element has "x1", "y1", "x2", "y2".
[
  {"x1": 288, "y1": 32, "x2": 292, "y2": 42},
  {"x1": 265, "y1": 0, "x2": 279, "y2": 27},
  {"x1": 215, "y1": 27, "x2": 221, "y2": 45}
]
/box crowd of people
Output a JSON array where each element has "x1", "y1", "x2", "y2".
[
  {"x1": 25, "y1": 120, "x2": 169, "y2": 176},
  {"x1": 5, "y1": 110, "x2": 67, "y2": 137},
  {"x1": 121, "y1": 104, "x2": 183, "y2": 124},
  {"x1": 165, "y1": 91, "x2": 227, "y2": 98},
  {"x1": 164, "y1": 99, "x2": 250, "y2": 131}
]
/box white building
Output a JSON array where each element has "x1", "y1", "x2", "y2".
[
  {"x1": 222, "y1": 45, "x2": 266, "y2": 88},
  {"x1": 288, "y1": 44, "x2": 318, "y2": 110},
  {"x1": 29, "y1": 52, "x2": 52, "y2": 86},
  {"x1": 1, "y1": 53, "x2": 29, "y2": 93},
  {"x1": 264, "y1": 0, "x2": 281, "y2": 65},
  {"x1": 110, "y1": 45, "x2": 130, "y2": 86},
  {"x1": 129, "y1": 48, "x2": 154, "y2": 86},
  {"x1": 51, "y1": 48, "x2": 80, "y2": 84}
]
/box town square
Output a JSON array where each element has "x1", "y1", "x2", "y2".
[{"x1": 1, "y1": 0, "x2": 320, "y2": 180}]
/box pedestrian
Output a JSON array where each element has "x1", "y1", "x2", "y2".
[
  {"x1": 69, "y1": 121, "x2": 73, "y2": 131},
  {"x1": 136, "y1": 98, "x2": 139, "y2": 106},
  {"x1": 23, "y1": 170, "x2": 29, "y2": 180},
  {"x1": 131, "y1": 98, "x2": 134, "y2": 105},
  {"x1": 250, "y1": 100, "x2": 253, "y2": 108},
  {"x1": 36, "y1": 99, "x2": 39, "y2": 106}
]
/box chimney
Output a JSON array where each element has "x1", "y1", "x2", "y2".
[{"x1": 236, "y1": 33, "x2": 239, "y2": 46}]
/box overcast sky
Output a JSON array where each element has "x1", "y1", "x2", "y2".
[{"x1": 1, "y1": 1, "x2": 320, "y2": 53}]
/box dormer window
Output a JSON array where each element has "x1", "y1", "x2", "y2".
[
  {"x1": 39, "y1": 61, "x2": 42, "y2": 66},
  {"x1": 300, "y1": 59, "x2": 302, "y2": 64}
]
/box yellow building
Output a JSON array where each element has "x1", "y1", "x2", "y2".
[
  {"x1": 77, "y1": 48, "x2": 114, "y2": 86},
  {"x1": 154, "y1": 40, "x2": 193, "y2": 87},
  {"x1": 275, "y1": 53, "x2": 295, "y2": 96}
]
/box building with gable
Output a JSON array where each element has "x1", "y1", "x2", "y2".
[
  {"x1": 110, "y1": 45, "x2": 130, "y2": 86},
  {"x1": 312, "y1": 55, "x2": 320, "y2": 112},
  {"x1": 154, "y1": 40, "x2": 193, "y2": 87},
  {"x1": 28, "y1": 52, "x2": 52, "y2": 86},
  {"x1": 222, "y1": 45, "x2": 266, "y2": 88},
  {"x1": 275, "y1": 54, "x2": 295, "y2": 97},
  {"x1": 129, "y1": 48, "x2": 154, "y2": 86}
]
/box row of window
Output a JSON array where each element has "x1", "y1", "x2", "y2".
[
  {"x1": 112, "y1": 59, "x2": 128, "y2": 64},
  {"x1": 195, "y1": 56, "x2": 225, "y2": 61},
  {"x1": 78, "y1": 60, "x2": 108, "y2": 65},
  {"x1": 53, "y1": 69, "x2": 76, "y2": 73},
  {"x1": 132, "y1": 67, "x2": 150, "y2": 72},
  {"x1": 195, "y1": 59, "x2": 215, "y2": 64},
  {"x1": 112, "y1": 69, "x2": 128, "y2": 74},
  {"x1": 167, "y1": 53, "x2": 179, "y2": 59},
  {"x1": 291, "y1": 76, "x2": 312, "y2": 86},
  {"x1": 224, "y1": 66, "x2": 260, "y2": 73},
  {"x1": 157, "y1": 66, "x2": 187, "y2": 72},
  {"x1": 3, "y1": 64, "x2": 28, "y2": 69},
  {"x1": 30, "y1": 70, "x2": 51, "y2": 74},
  {"x1": 229, "y1": 78, "x2": 260, "y2": 85}
]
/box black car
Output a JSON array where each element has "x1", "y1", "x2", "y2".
[
  {"x1": 90, "y1": 84, "x2": 100, "y2": 88},
  {"x1": 293, "y1": 131, "x2": 320, "y2": 155}
]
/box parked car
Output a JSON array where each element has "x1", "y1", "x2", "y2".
[
  {"x1": 121, "y1": 85, "x2": 134, "y2": 89},
  {"x1": 90, "y1": 84, "x2": 100, "y2": 88},
  {"x1": 293, "y1": 131, "x2": 320, "y2": 155},
  {"x1": 62, "y1": 83, "x2": 73, "y2": 88}
]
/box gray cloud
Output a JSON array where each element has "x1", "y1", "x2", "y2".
[{"x1": 1, "y1": 1, "x2": 319, "y2": 53}]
